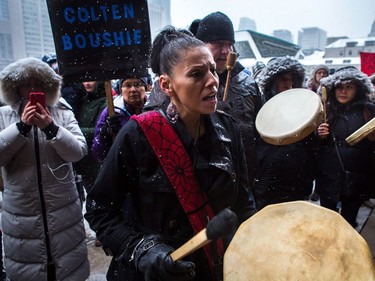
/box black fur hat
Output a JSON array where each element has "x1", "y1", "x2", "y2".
[{"x1": 194, "y1": 12, "x2": 235, "y2": 43}]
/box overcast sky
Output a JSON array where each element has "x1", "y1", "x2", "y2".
[{"x1": 170, "y1": 0, "x2": 375, "y2": 43}]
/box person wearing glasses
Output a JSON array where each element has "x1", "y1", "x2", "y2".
[{"x1": 92, "y1": 75, "x2": 148, "y2": 163}]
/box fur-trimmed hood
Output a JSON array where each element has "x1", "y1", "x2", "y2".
[
  {"x1": 0, "y1": 57, "x2": 62, "y2": 107},
  {"x1": 319, "y1": 66, "x2": 373, "y2": 103},
  {"x1": 258, "y1": 56, "x2": 305, "y2": 101}
]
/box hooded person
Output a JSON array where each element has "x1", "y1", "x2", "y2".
[
  {"x1": 307, "y1": 64, "x2": 329, "y2": 93},
  {"x1": 316, "y1": 66, "x2": 375, "y2": 227},
  {"x1": 254, "y1": 56, "x2": 317, "y2": 210},
  {"x1": 92, "y1": 74, "x2": 148, "y2": 163},
  {"x1": 190, "y1": 11, "x2": 262, "y2": 188},
  {"x1": 258, "y1": 56, "x2": 305, "y2": 103},
  {"x1": 0, "y1": 57, "x2": 89, "y2": 280}
]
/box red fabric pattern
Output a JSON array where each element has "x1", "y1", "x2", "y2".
[{"x1": 132, "y1": 111, "x2": 224, "y2": 274}]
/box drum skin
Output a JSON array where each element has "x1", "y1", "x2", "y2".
[
  {"x1": 256, "y1": 89, "x2": 323, "y2": 145},
  {"x1": 346, "y1": 116, "x2": 375, "y2": 146},
  {"x1": 224, "y1": 201, "x2": 375, "y2": 281}
]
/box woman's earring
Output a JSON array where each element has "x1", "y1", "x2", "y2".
[{"x1": 166, "y1": 102, "x2": 179, "y2": 123}]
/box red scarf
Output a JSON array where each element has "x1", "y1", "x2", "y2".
[{"x1": 132, "y1": 111, "x2": 224, "y2": 275}]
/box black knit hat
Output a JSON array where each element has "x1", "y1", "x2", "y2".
[
  {"x1": 195, "y1": 12, "x2": 235, "y2": 43},
  {"x1": 189, "y1": 19, "x2": 201, "y2": 36}
]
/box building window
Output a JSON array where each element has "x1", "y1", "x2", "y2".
[
  {"x1": 365, "y1": 41, "x2": 375, "y2": 47},
  {"x1": 0, "y1": 33, "x2": 13, "y2": 59},
  {"x1": 0, "y1": 0, "x2": 10, "y2": 20},
  {"x1": 346, "y1": 42, "x2": 357, "y2": 47}
]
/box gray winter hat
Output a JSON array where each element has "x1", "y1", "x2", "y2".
[
  {"x1": 312, "y1": 64, "x2": 329, "y2": 77},
  {"x1": 319, "y1": 66, "x2": 373, "y2": 99},
  {"x1": 0, "y1": 57, "x2": 62, "y2": 107}
]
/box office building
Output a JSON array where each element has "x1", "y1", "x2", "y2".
[
  {"x1": 238, "y1": 17, "x2": 256, "y2": 31},
  {"x1": 368, "y1": 19, "x2": 375, "y2": 37},
  {"x1": 299, "y1": 27, "x2": 327, "y2": 51},
  {"x1": 273, "y1": 29, "x2": 293, "y2": 44},
  {"x1": 147, "y1": 0, "x2": 171, "y2": 39},
  {"x1": 0, "y1": 0, "x2": 55, "y2": 70}
]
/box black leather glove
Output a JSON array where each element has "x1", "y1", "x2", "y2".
[
  {"x1": 100, "y1": 114, "x2": 122, "y2": 139},
  {"x1": 132, "y1": 235, "x2": 195, "y2": 281}
]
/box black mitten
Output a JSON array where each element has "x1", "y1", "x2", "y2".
[
  {"x1": 100, "y1": 114, "x2": 122, "y2": 140},
  {"x1": 133, "y1": 235, "x2": 195, "y2": 281},
  {"x1": 106, "y1": 114, "x2": 122, "y2": 135}
]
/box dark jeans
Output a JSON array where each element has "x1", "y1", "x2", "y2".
[{"x1": 320, "y1": 196, "x2": 362, "y2": 227}]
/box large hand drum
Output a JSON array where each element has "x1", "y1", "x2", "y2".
[
  {"x1": 256, "y1": 89, "x2": 323, "y2": 145},
  {"x1": 346, "y1": 117, "x2": 375, "y2": 145},
  {"x1": 224, "y1": 201, "x2": 375, "y2": 281}
]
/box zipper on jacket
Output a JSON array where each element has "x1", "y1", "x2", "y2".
[{"x1": 33, "y1": 126, "x2": 56, "y2": 280}]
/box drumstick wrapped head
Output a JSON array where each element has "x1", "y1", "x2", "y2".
[
  {"x1": 206, "y1": 208, "x2": 238, "y2": 240},
  {"x1": 321, "y1": 86, "x2": 327, "y2": 103},
  {"x1": 170, "y1": 208, "x2": 238, "y2": 261},
  {"x1": 226, "y1": 52, "x2": 237, "y2": 71}
]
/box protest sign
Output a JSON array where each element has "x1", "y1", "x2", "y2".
[
  {"x1": 360, "y1": 52, "x2": 375, "y2": 76},
  {"x1": 46, "y1": 0, "x2": 151, "y2": 83}
]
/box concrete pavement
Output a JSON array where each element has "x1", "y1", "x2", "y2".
[{"x1": 84, "y1": 223, "x2": 111, "y2": 281}]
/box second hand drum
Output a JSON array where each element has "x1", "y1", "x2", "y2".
[{"x1": 256, "y1": 88, "x2": 323, "y2": 145}]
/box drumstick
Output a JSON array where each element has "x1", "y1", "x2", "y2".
[
  {"x1": 321, "y1": 86, "x2": 327, "y2": 123},
  {"x1": 170, "y1": 208, "x2": 238, "y2": 261},
  {"x1": 222, "y1": 52, "x2": 237, "y2": 102},
  {"x1": 105, "y1": 80, "x2": 115, "y2": 117},
  {"x1": 346, "y1": 117, "x2": 375, "y2": 146}
]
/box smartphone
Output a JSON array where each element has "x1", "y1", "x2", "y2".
[{"x1": 29, "y1": 92, "x2": 46, "y2": 113}]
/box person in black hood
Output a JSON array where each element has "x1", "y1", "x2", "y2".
[
  {"x1": 316, "y1": 66, "x2": 375, "y2": 228},
  {"x1": 254, "y1": 56, "x2": 316, "y2": 210},
  {"x1": 190, "y1": 11, "x2": 262, "y2": 189}
]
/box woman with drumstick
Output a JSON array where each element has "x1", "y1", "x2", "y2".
[
  {"x1": 85, "y1": 26, "x2": 255, "y2": 281},
  {"x1": 254, "y1": 56, "x2": 317, "y2": 210},
  {"x1": 316, "y1": 66, "x2": 375, "y2": 228}
]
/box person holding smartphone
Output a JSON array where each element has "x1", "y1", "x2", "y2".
[{"x1": 0, "y1": 57, "x2": 89, "y2": 281}]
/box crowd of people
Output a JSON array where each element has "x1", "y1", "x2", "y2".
[{"x1": 0, "y1": 10, "x2": 374, "y2": 281}]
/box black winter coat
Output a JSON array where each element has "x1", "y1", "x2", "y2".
[
  {"x1": 315, "y1": 102, "x2": 375, "y2": 201},
  {"x1": 85, "y1": 108, "x2": 255, "y2": 281},
  {"x1": 217, "y1": 62, "x2": 262, "y2": 187},
  {"x1": 253, "y1": 135, "x2": 316, "y2": 210}
]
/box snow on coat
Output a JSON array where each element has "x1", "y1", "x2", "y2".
[
  {"x1": 258, "y1": 56, "x2": 305, "y2": 101},
  {"x1": 319, "y1": 66, "x2": 374, "y2": 102}
]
